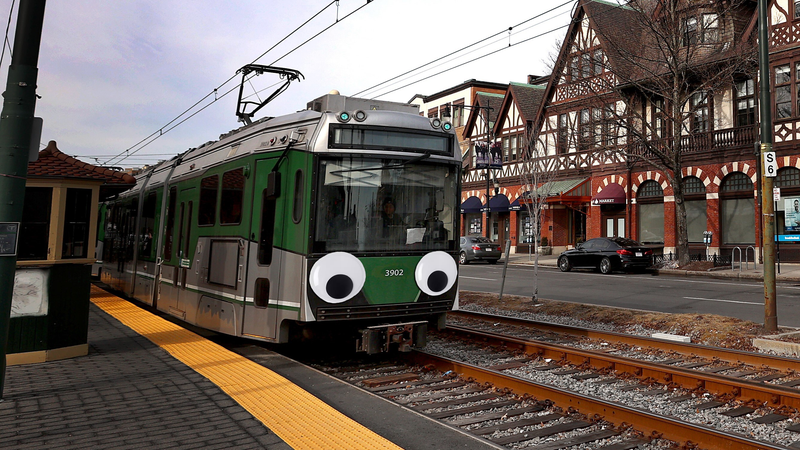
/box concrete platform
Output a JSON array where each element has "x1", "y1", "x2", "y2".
[{"x1": 0, "y1": 287, "x2": 497, "y2": 450}]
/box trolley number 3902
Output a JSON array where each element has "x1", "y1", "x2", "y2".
[{"x1": 385, "y1": 269, "x2": 404, "y2": 277}]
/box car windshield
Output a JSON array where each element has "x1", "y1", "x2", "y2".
[{"x1": 313, "y1": 156, "x2": 458, "y2": 253}]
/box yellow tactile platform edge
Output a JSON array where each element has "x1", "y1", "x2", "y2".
[{"x1": 90, "y1": 286, "x2": 402, "y2": 450}]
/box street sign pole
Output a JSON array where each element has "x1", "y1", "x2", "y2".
[
  {"x1": 758, "y1": 0, "x2": 777, "y2": 332},
  {"x1": 0, "y1": 0, "x2": 46, "y2": 399}
]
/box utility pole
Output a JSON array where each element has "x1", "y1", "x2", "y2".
[
  {"x1": 758, "y1": 0, "x2": 777, "y2": 332},
  {"x1": 0, "y1": 0, "x2": 46, "y2": 399}
]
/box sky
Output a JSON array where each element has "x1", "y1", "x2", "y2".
[{"x1": 1, "y1": 0, "x2": 575, "y2": 168}]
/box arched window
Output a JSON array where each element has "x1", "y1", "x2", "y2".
[
  {"x1": 637, "y1": 180, "x2": 664, "y2": 244},
  {"x1": 720, "y1": 172, "x2": 754, "y2": 244},
  {"x1": 776, "y1": 167, "x2": 800, "y2": 236},
  {"x1": 682, "y1": 176, "x2": 706, "y2": 243}
]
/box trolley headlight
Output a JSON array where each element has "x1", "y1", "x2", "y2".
[
  {"x1": 430, "y1": 117, "x2": 442, "y2": 129},
  {"x1": 309, "y1": 252, "x2": 365, "y2": 303},
  {"x1": 442, "y1": 121, "x2": 453, "y2": 131},
  {"x1": 353, "y1": 110, "x2": 367, "y2": 122},
  {"x1": 336, "y1": 111, "x2": 351, "y2": 123},
  {"x1": 415, "y1": 251, "x2": 457, "y2": 297}
]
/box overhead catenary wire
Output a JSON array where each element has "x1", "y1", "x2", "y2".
[
  {"x1": 0, "y1": 0, "x2": 15, "y2": 70},
  {"x1": 352, "y1": 0, "x2": 573, "y2": 98},
  {"x1": 104, "y1": 0, "x2": 350, "y2": 167},
  {"x1": 107, "y1": 0, "x2": 580, "y2": 168}
]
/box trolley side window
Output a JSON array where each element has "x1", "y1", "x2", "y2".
[
  {"x1": 199, "y1": 175, "x2": 218, "y2": 226},
  {"x1": 139, "y1": 191, "x2": 157, "y2": 259},
  {"x1": 164, "y1": 186, "x2": 177, "y2": 261},
  {"x1": 258, "y1": 189, "x2": 276, "y2": 265},
  {"x1": 292, "y1": 169, "x2": 304, "y2": 224},
  {"x1": 220, "y1": 168, "x2": 244, "y2": 225}
]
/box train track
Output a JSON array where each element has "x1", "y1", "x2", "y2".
[
  {"x1": 314, "y1": 310, "x2": 800, "y2": 450},
  {"x1": 445, "y1": 310, "x2": 800, "y2": 411},
  {"x1": 321, "y1": 351, "x2": 791, "y2": 449}
]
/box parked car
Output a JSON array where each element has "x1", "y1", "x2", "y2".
[
  {"x1": 557, "y1": 237, "x2": 653, "y2": 274},
  {"x1": 459, "y1": 235, "x2": 502, "y2": 264}
]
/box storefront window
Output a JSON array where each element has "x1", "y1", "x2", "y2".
[
  {"x1": 683, "y1": 176, "x2": 706, "y2": 242},
  {"x1": 720, "y1": 172, "x2": 755, "y2": 244},
  {"x1": 637, "y1": 181, "x2": 664, "y2": 244}
]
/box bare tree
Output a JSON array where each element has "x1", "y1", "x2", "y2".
[
  {"x1": 519, "y1": 133, "x2": 559, "y2": 303},
  {"x1": 581, "y1": 0, "x2": 758, "y2": 265}
]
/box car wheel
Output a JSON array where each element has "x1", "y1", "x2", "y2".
[
  {"x1": 558, "y1": 256, "x2": 572, "y2": 272},
  {"x1": 459, "y1": 252, "x2": 468, "y2": 265},
  {"x1": 599, "y1": 257, "x2": 612, "y2": 274}
]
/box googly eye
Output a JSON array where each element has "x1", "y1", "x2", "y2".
[
  {"x1": 414, "y1": 251, "x2": 457, "y2": 297},
  {"x1": 309, "y1": 252, "x2": 365, "y2": 304}
]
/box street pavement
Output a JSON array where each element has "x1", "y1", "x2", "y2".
[{"x1": 505, "y1": 252, "x2": 800, "y2": 282}]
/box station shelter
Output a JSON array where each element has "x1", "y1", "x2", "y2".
[{"x1": 8, "y1": 141, "x2": 135, "y2": 364}]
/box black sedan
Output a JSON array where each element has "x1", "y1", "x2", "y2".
[
  {"x1": 459, "y1": 235, "x2": 502, "y2": 264},
  {"x1": 557, "y1": 237, "x2": 653, "y2": 274}
]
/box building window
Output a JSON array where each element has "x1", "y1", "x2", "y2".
[
  {"x1": 735, "y1": 79, "x2": 756, "y2": 126},
  {"x1": 652, "y1": 98, "x2": 667, "y2": 138},
  {"x1": 683, "y1": 176, "x2": 707, "y2": 242},
  {"x1": 637, "y1": 181, "x2": 664, "y2": 244},
  {"x1": 775, "y1": 64, "x2": 792, "y2": 119},
  {"x1": 683, "y1": 16, "x2": 698, "y2": 46},
  {"x1": 18, "y1": 187, "x2": 52, "y2": 260},
  {"x1": 452, "y1": 100, "x2": 464, "y2": 127},
  {"x1": 570, "y1": 56, "x2": 579, "y2": 81},
  {"x1": 502, "y1": 136, "x2": 510, "y2": 162},
  {"x1": 720, "y1": 172, "x2": 755, "y2": 244},
  {"x1": 579, "y1": 108, "x2": 591, "y2": 150},
  {"x1": 777, "y1": 167, "x2": 800, "y2": 188},
  {"x1": 199, "y1": 175, "x2": 218, "y2": 226},
  {"x1": 557, "y1": 113, "x2": 568, "y2": 154},
  {"x1": 581, "y1": 53, "x2": 592, "y2": 79},
  {"x1": 220, "y1": 168, "x2": 244, "y2": 225},
  {"x1": 427, "y1": 107, "x2": 437, "y2": 118},
  {"x1": 701, "y1": 14, "x2": 718, "y2": 43},
  {"x1": 689, "y1": 91, "x2": 709, "y2": 132},
  {"x1": 510, "y1": 135, "x2": 518, "y2": 161},
  {"x1": 593, "y1": 49, "x2": 604, "y2": 75},
  {"x1": 795, "y1": 1, "x2": 800, "y2": 20},
  {"x1": 62, "y1": 188, "x2": 93, "y2": 259}
]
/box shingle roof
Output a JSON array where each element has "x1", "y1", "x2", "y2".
[
  {"x1": 28, "y1": 141, "x2": 137, "y2": 185},
  {"x1": 507, "y1": 82, "x2": 547, "y2": 123}
]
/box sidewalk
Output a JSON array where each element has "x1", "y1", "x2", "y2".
[{"x1": 505, "y1": 252, "x2": 800, "y2": 282}]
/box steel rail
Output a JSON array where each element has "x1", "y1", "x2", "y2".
[
  {"x1": 443, "y1": 323, "x2": 800, "y2": 409},
  {"x1": 405, "y1": 350, "x2": 790, "y2": 450},
  {"x1": 449, "y1": 309, "x2": 800, "y2": 372}
]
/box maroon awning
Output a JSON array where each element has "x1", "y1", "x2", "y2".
[{"x1": 591, "y1": 183, "x2": 626, "y2": 205}]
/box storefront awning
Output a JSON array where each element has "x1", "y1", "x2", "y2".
[
  {"x1": 509, "y1": 198, "x2": 522, "y2": 211},
  {"x1": 591, "y1": 183, "x2": 626, "y2": 205},
  {"x1": 524, "y1": 178, "x2": 589, "y2": 198},
  {"x1": 482, "y1": 194, "x2": 510, "y2": 213},
  {"x1": 460, "y1": 196, "x2": 482, "y2": 214}
]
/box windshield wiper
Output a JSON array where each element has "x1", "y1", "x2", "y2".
[{"x1": 331, "y1": 152, "x2": 431, "y2": 174}]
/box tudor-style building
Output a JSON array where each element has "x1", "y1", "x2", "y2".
[
  {"x1": 459, "y1": 0, "x2": 771, "y2": 262},
  {"x1": 461, "y1": 78, "x2": 549, "y2": 250}
]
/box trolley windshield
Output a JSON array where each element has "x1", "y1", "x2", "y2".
[{"x1": 313, "y1": 156, "x2": 458, "y2": 253}]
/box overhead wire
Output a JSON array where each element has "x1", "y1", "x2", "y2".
[
  {"x1": 353, "y1": 0, "x2": 573, "y2": 98},
  {"x1": 0, "y1": 0, "x2": 15, "y2": 69},
  {"x1": 104, "y1": 0, "x2": 345, "y2": 167},
  {"x1": 108, "y1": 0, "x2": 579, "y2": 167}
]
